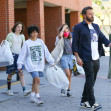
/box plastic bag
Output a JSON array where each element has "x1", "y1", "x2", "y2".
[
  {"x1": 51, "y1": 38, "x2": 64, "y2": 64},
  {"x1": 0, "y1": 40, "x2": 14, "y2": 67},
  {"x1": 73, "y1": 56, "x2": 85, "y2": 75},
  {"x1": 44, "y1": 65, "x2": 69, "y2": 90}
]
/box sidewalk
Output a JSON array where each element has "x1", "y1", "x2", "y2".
[{"x1": 0, "y1": 56, "x2": 111, "y2": 111}]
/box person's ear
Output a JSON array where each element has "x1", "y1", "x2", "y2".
[{"x1": 83, "y1": 14, "x2": 86, "y2": 19}]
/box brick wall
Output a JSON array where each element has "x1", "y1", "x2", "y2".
[
  {"x1": 44, "y1": 6, "x2": 65, "y2": 52},
  {"x1": 70, "y1": 11, "x2": 81, "y2": 31},
  {"x1": 44, "y1": 0, "x2": 79, "y2": 11},
  {"x1": 0, "y1": 0, "x2": 14, "y2": 71},
  {"x1": 44, "y1": 0, "x2": 92, "y2": 11},
  {"x1": 79, "y1": 0, "x2": 92, "y2": 11},
  {"x1": 0, "y1": 0, "x2": 6, "y2": 43},
  {"x1": 0, "y1": 0, "x2": 14, "y2": 43},
  {"x1": 7, "y1": 0, "x2": 14, "y2": 34},
  {"x1": 15, "y1": 8, "x2": 28, "y2": 39},
  {"x1": 27, "y1": 0, "x2": 45, "y2": 41}
]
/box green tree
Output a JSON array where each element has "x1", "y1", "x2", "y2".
[
  {"x1": 93, "y1": 0, "x2": 111, "y2": 35},
  {"x1": 93, "y1": 0, "x2": 111, "y2": 79}
]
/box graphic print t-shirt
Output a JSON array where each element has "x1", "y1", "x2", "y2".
[
  {"x1": 17, "y1": 38, "x2": 55, "y2": 72},
  {"x1": 29, "y1": 45, "x2": 42, "y2": 65},
  {"x1": 88, "y1": 24, "x2": 99, "y2": 60}
]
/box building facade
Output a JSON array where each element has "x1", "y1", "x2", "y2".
[{"x1": 0, "y1": 0, "x2": 92, "y2": 52}]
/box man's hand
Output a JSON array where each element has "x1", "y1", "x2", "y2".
[
  {"x1": 76, "y1": 57, "x2": 83, "y2": 66},
  {"x1": 108, "y1": 43, "x2": 111, "y2": 47},
  {"x1": 74, "y1": 52, "x2": 83, "y2": 66}
]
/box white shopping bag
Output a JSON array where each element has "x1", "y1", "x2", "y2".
[
  {"x1": 51, "y1": 38, "x2": 64, "y2": 64},
  {"x1": 0, "y1": 40, "x2": 14, "y2": 67},
  {"x1": 44, "y1": 65, "x2": 69, "y2": 90},
  {"x1": 73, "y1": 56, "x2": 85, "y2": 75}
]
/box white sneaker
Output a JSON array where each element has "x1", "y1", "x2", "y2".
[
  {"x1": 92, "y1": 102, "x2": 102, "y2": 111},
  {"x1": 61, "y1": 89, "x2": 65, "y2": 96},
  {"x1": 7, "y1": 90, "x2": 14, "y2": 96},
  {"x1": 30, "y1": 96, "x2": 36, "y2": 103},
  {"x1": 80, "y1": 101, "x2": 91, "y2": 109},
  {"x1": 35, "y1": 97, "x2": 44, "y2": 105},
  {"x1": 23, "y1": 90, "x2": 31, "y2": 96}
]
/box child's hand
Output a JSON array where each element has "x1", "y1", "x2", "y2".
[
  {"x1": 49, "y1": 65, "x2": 55, "y2": 67},
  {"x1": 62, "y1": 25, "x2": 68, "y2": 31},
  {"x1": 18, "y1": 69, "x2": 23, "y2": 74}
]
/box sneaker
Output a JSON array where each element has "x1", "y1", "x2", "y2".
[
  {"x1": 80, "y1": 101, "x2": 92, "y2": 109},
  {"x1": 30, "y1": 96, "x2": 36, "y2": 103},
  {"x1": 92, "y1": 102, "x2": 102, "y2": 111},
  {"x1": 67, "y1": 91, "x2": 72, "y2": 97},
  {"x1": 7, "y1": 90, "x2": 14, "y2": 96},
  {"x1": 74, "y1": 71, "x2": 80, "y2": 76},
  {"x1": 61, "y1": 89, "x2": 65, "y2": 96},
  {"x1": 23, "y1": 90, "x2": 31, "y2": 96},
  {"x1": 35, "y1": 97, "x2": 44, "y2": 105}
]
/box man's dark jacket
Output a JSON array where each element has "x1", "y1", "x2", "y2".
[{"x1": 72, "y1": 20, "x2": 110, "y2": 62}]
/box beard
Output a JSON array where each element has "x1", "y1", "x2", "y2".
[{"x1": 86, "y1": 15, "x2": 94, "y2": 22}]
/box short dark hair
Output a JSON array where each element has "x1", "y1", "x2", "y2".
[
  {"x1": 12, "y1": 22, "x2": 24, "y2": 34},
  {"x1": 82, "y1": 6, "x2": 93, "y2": 15},
  {"x1": 27, "y1": 25, "x2": 39, "y2": 37}
]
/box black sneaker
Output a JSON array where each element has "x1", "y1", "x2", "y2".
[
  {"x1": 61, "y1": 89, "x2": 65, "y2": 96},
  {"x1": 92, "y1": 102, "x2": 102, "y2": 111},
  {"x1": 74, "y1": 71, "x2": 80, "y2": 76},
  {"x1": 80, "y1": 101, "x2": 92, "y2": 109},
  {"x1": 67, "y1": 91, "x2": 72, "y2": 97}
]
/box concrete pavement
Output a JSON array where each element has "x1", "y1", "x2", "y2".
[{"x1": 0, "y1": 56, "x2": 111, "y2": 111}]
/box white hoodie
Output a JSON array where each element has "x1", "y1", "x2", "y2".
[{"x1": 17, "y1": 38, "x2": 54, "y2": 72}]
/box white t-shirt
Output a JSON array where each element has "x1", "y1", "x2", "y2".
[
  {"x1": 88, "y1": 24, "x2": 99, "y2": 60},
  {"x1": 17, "y1": 38, "x2": 54, "y2": 72},
  {"x1": 6, "y1": 32, "x2": 25, "y2": 54}
]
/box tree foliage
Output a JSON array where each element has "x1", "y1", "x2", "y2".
[{"x1": 93, "y1": 0, "x2": 111, "y2": 35}]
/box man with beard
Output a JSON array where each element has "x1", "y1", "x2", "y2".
[{"x1": 72, "y1": 6, "x2": 111, "y2": 111}]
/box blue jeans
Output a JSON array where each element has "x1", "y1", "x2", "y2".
[
  {"x1": 60, "y1": 54, "x2": 73, "y2": 69},
  {"x1": 30, "y1": 71, "x2": 44, "y2": 78},
  {"x1": 6, "y1": 53, "x2": 24, "y2": 74}
]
